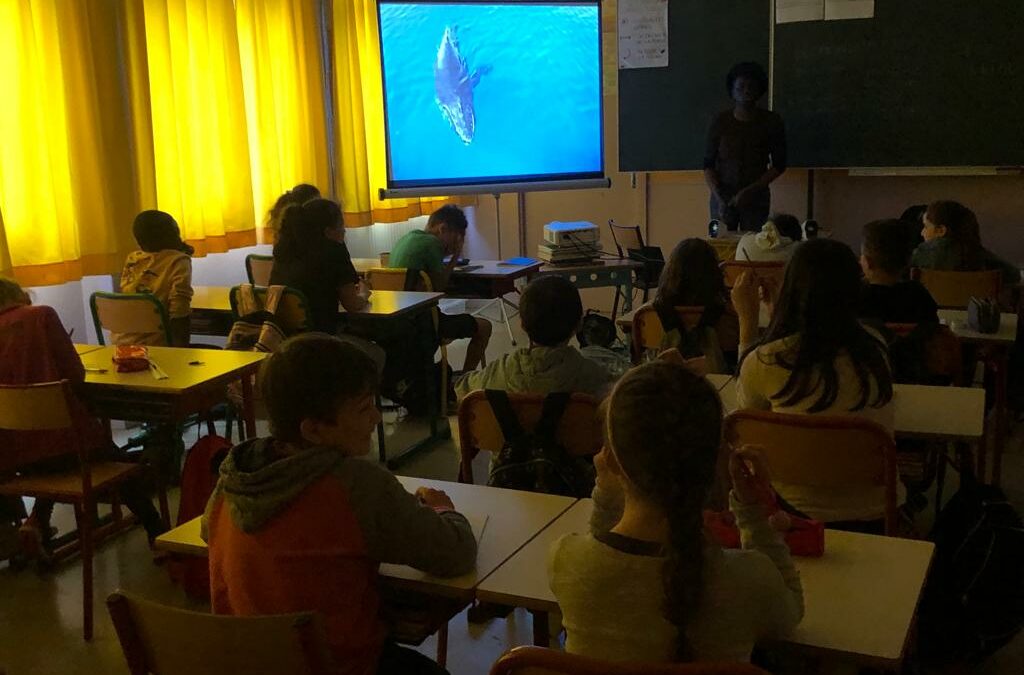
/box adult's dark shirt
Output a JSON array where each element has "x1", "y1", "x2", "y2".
[
  {"x1": 704, "y1": 109, "x2": 787, "y2": 197},
  {"x1": 858, "y1": 281, "x2": 939, "y2": 325},
  {"x1": 269, "y1": 240, "x2": 358, "y2": 334}
]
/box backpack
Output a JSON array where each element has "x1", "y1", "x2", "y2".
[
  {"x1": 918, "y1": 470, "x2": 1024, "y2": 664},
  {"x1": 166, "y1": 433, "x2": 232, "y2": 601},
  {"x1": 225, "y1": 284, "x2": 287, "y2": 408},
  {"x1": 485, "y1": 389, "x2": 594, "y2": 498}
]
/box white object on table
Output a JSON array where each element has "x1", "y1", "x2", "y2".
[{"x1": 938, "y1": 309, "x2": 1017, "y2": 345}]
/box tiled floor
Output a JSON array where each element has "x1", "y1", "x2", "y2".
[{"x1": 2, "y1": 311, "x2": 1023, "y2": 674}]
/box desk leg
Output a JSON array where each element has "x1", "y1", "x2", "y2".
[
  {"x1": 240, "y1": 372, "x2": 257, "y2": 439},
  {"x1": 531, "y1": 610, "x2": 550, "y2": 647},
  {"x1": 992, "y1": 349, "x2": 1009, "y2": 486}
]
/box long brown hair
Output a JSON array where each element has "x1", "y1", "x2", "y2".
[
  {"x1": 750, "y1": 239, "x2": 893, "y2": 412},
  {"x1": 606, "y1": 361, "x2": 723, "y2": 659},
  {"x1": 926, "y1": 200, "x2": 984, "y2": 270},
  {"x1": 653, "y1": 239, "x2": 727, "y2": 352}
]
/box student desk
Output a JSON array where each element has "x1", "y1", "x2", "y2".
[
  {"x1": 74, "y1": 343, "x2": 104, "y2": 356},
  {"x1": 448, "y1": 260, "x2": 545, "y2": 346},
  {"x1": 78, "y1": 345, "x2": 265, "y2": 439},
  {"x1": 939, "y1": 309, "x2": 1017, "y2": 485},
  {"x1": 481, "y1": 498, "x2": 934, "y2": 670},
  {"x1": 707, "y1": 374, "x2": 985, "y2": 441},
  {"x1": 155, "y1": 476, "x2": 576, "y2": 598},
  {"x1": 532, "y1": 259, "x2": 644, "y2": 321},
  {"x1": 707, "y1": 235, "x2": 742, "y2": 262}
]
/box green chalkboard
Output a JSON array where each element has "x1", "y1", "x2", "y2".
[
  {"x1": 774, "y1": 1, "x2": 1024, "y2": 167},
  {"x1": 618, "y1": 0, "x2": 770, "y2": 172}
]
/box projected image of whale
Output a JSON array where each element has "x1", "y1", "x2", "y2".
[{"x1": 434, "y1": 26, "x2": 491, "y2": 145}]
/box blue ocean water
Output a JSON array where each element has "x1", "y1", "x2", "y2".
[{"x1": 378, "y1": 2, "x2": 602, "y2": 187}]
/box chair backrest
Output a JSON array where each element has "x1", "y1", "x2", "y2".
[
  {"x1": 630, "y1": 305, "x2": 706, "y2": 363},
  {"x1": 490, "y1": 647, "x2": 769, "y2": 675},
  {"x1": 0, "y1": 380, "x2": 84, "y2": 474},
  {"x1": 106, "y1": 591, "x2": 334, "y2": 675},
  {"x1": 365, "y1": 267, "x2": 432, "y2": 292},
  {"x1": 912, "y1": 267, "x2": 1002, "y2": 308},
  {"x1": 245, "y1": 254, "x2": 275, "y2": 286},
  {"x1": 228, "y1": 285, "x2": 311, "y2": 335},
  {"x1": 719, "y1": 260, "x2": 785, "y2": 288},
  {"x1": 608, "y1": 221, "x2": 644, "y2": 257},
  {"x1": 457, "y1": 390, "x2": 601, "y2": 483},
  {"x1": 723, "y1": 409, "x2": 899, "y2": 534},
  {"x1": 90, "y1": 292, "x2": 172, "y2": 346}
]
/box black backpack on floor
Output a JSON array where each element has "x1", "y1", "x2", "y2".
[
  {"x1": 485, "y1": 390, "x2": 594, "y2": 498},
  {"x1": 918, "y1": 470, "x2": 1024, "y2": 664}
]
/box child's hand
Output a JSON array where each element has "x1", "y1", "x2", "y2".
[
  {"x1": 416, "y1": 487, "x2": 455, "y2": 511},
  {"x1": 593, "y1": 446, "x2": 621, "y2": 492},
  {"x1": 730, "y1": 271, "x2": 761, "y2": 323},
  {"x1": 729, "y1": 445, "x2": 774, "y2": 506},
  {"x1": 758, "y1": 275, "x2": 779, "y2": 318},
  {"x1": 357, "y1": 281, "x2": 372, "y2": 301}
]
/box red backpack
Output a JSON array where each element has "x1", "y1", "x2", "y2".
[{"x1": 166, "y1": 434, "x2": 232, "y2": 600}]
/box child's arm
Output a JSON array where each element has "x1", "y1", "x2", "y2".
[
  {"x1": 729, "y1": 448, "x2": 803, "y2": 634},
  {"x1": 167, "y1": 256, "x2": 193, "y2": 347},
  {"x1": 344, "y1": 462, "x2": 477, "y2": 577},
  {"x1": 43, "y1": 307, "x2": 85, "y2": 384}
]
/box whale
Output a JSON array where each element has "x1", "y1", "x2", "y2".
[{"x1": 434, "y1": 26, "x2": 490, "y2": 145}]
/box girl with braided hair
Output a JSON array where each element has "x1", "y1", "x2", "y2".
[{"x1": 549, "y1": 361, "x2": 803, "y2": 662}]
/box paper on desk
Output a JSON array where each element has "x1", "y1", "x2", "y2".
[
  {"x1": 825, "y1": 0, "x2": 873, "y2": 20},
  {"x1": 776, "y1": 0, "x2": 824, "y2": 24}
]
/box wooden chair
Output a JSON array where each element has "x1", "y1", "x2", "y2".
[
  {"x1": 912, "y1": 267, "x2": 1002, "y2": 308},
  {"x1": 607, "y1": 221, "x2": 663, "y2": 307},
  {"x1": 106, "y1": 590, "x2": 334, "y2": 675},
  {"x1": 0, "y1": 381, "x2": 143, "y2": 640},
  {"x1": 90, "y1": 292, "x2": 172, "y2": 346},
  {"x1": 719, "y1": 260, "x2": 785, "y2": 289},
  {"x1": 630, "y1": 304, "x2": 706, "y2": 364},
  {"x1": 457, "y1": 390, "x2": 601, "y2": 484},
  {"x1": 723, "y1": 409, "x2": 899, "y2": 535},
  {"x1": 245, "y1": 254, "x2": 275, "y2": 286},
  {"x1": 490, "y1": 646, "x2": 769, "y2": 675},
  {"x1": 228, "y1": 284, "x2": 311, "y2": 335}
]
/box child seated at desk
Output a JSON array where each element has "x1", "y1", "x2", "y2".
[
  {"x1": 265, "y1": 183, "x2": 320, "y2": 242},
  {"x1": 733, "y1": 239, "x2": 898, "y2": 527},
  {"x1": 455, "y1": 276, "x2": 612, "y2": 399},
  {"x1": 549, "y1": 361, "x2": 803, "y2": 662},
  {"x1": 388, "y1": 205, "x2": 492, "y2": 372},
  {"x1": 203, "y1": 334, "x2": 476, "y2": 675},
  {"x1": 859, "y1": 219, "x2": 939, "y2": 325},
  {"x1": 911, "y1": 200, "x2": 1017, "y2": 285},
  {"x1": 0, "y1": 278, "x2": 166, "y2": 561},
  {"x1": 651, "y1": 238, "x2": 735, "y2": 373},
  {"x1": 116, "y1": 210, "x2": 194, "y2": 346}
]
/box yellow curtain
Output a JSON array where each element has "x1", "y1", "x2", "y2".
[
  {"x1": 0, "y1": 0, "x2": 138, "y2": 286},
  {"x1": 333, "y1": 0, "x2": 470, "y2": 227},
  {"x1": 129, "y1": 0, "x2": 256, "y2": 256},
  {"x1": 236, "y1": 0, "x2": 332, "y2": 242}
]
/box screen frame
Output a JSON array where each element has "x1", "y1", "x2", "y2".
[{"x1": 375, "y1": 0, "x2": 606, "y2": 197}]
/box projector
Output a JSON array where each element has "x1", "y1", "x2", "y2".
[{"x1": 543, "y1": 221, "x2": 600, "y2": 247}]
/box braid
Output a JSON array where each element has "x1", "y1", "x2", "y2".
[{"x1": 608, "y1": 361, "x2": 723, "y2": 660}]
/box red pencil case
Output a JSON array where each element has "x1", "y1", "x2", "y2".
[
  {"x1": 704, "y1": 492, "x2": 825, "y2": 557},
  {"x1": 112, "y1": 345, "x2": 150, "y2": 373}
]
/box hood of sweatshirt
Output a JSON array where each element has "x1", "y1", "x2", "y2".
[
  {"x1": 209, "y1": 437, "x2": 345, "y2": 533},
  {"x1": 496, "y1": 345, "x2": 608, "y2": 393}
]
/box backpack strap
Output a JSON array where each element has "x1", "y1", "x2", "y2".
[
  {"x1": 485, "y1": 389, "x2": 528, "y2": 457},
  {"x1": 534, "y1": 392, "x2": 572, "y2": 446},
  {"x1": 263, "y1": 285, "x2": 286, "y2": 314},
  {"x1": 237, "y1": 283, "x2": 260, "y2": 316}
]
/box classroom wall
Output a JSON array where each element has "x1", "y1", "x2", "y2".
[{"x1": 469, "y1": 11, "x2": 1024, "y2": 317}]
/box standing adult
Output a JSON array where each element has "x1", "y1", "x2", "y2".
[{"x1": 703, "y1": 62, "x2": 787, "y2": 232}]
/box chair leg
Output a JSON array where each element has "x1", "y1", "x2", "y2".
[
  {"x1": 435, "y1": 621, "x2": 449, "y2": 666},
  {"x1": 440, "y1": 346, "x2": 449, "y2": 416},
  {"x1": 75, "y1": 502, "x2": 95, "y2": 641}
]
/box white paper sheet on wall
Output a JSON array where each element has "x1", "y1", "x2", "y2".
[
  {"x1": 825, "y1": 0, "x2": 875, "y2": 21},
  {"x1": 618, "y1": 0, "x2": 669, "y2": 69},
  {"x1": 776, "y1": 0, "x2": 824, "y2": 24}
]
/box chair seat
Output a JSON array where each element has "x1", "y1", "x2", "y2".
[{"x1": 0, "y1": 461, "x2": 140, "y2": 499}]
